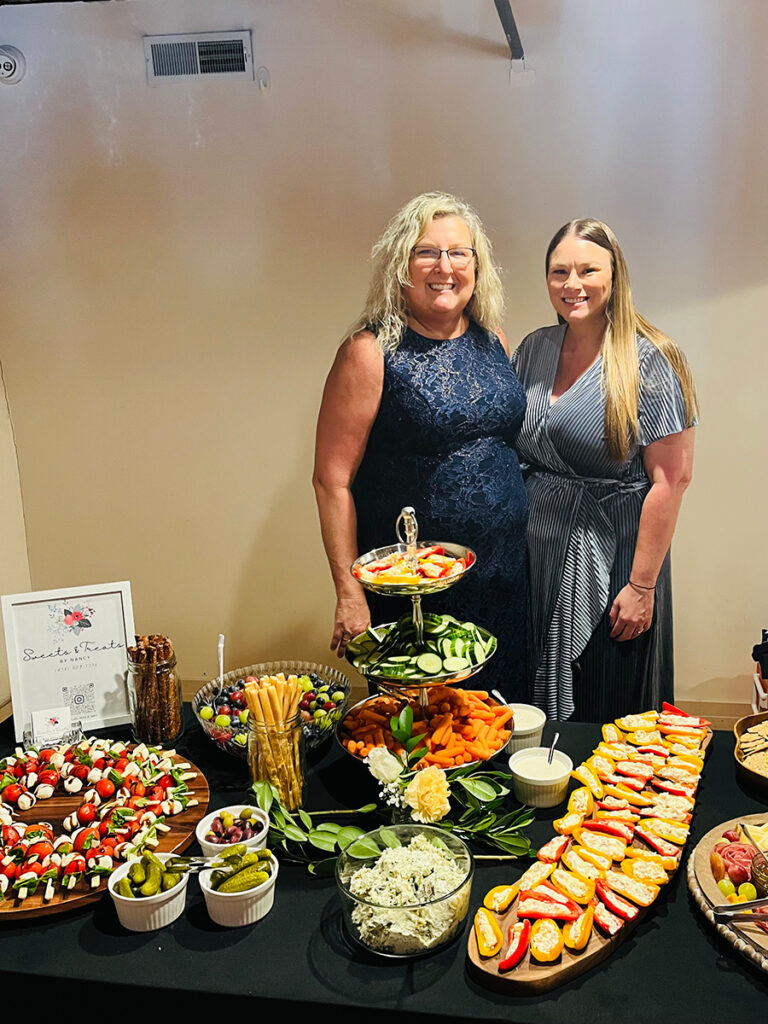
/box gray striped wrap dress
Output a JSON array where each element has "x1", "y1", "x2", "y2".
[{"x1": 511, "y1": 325, "x2": 689, "y2": 722}]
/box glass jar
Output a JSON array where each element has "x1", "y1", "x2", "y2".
[
  {"x1": 126, "y1": 653, "x2": 184, "y2": 746},
  {"x1": 751, "y1": 851, "x2": 768, "y2": 898},
  {"x1": 247, "y1": 711, "x2": 306, "y2": 811}
]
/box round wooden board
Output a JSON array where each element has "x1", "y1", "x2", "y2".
[
  {"x1": 0, "y1": 750, "x2": 210, "y2": 919},
  {"x1": 468, "y1": 726, "x2": 712, "y2": 992},
  {"x1": 689, "y1": 811, "x2": 768, "y2": 964}
]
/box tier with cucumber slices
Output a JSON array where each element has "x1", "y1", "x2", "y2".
[{"x1": 346, "y1": 613, "x2": 497, "y2": 682}]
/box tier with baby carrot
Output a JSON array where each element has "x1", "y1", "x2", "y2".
[{"x1": 337, "y1": 687, "x2": 514, "y2": 769}]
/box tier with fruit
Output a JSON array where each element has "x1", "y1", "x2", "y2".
[{"x1": 468, "y1": 704, "x2": 712, "y2": 992}]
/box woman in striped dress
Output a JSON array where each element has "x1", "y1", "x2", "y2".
[{"x1": 512, "y1": 219, "x2": 698, "y2": 721}]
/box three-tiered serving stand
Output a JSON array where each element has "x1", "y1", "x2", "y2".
[{"x1": 346, "y1": 506, "x2": 496, "y2": 709}]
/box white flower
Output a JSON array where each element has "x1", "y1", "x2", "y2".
[{"x1": 366, "y1": 747, "x2": 404, "y2": 784}]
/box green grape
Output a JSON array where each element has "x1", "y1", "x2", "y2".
[{"x1": 717, "y1": 877, "x2": 736, "y2": 897}]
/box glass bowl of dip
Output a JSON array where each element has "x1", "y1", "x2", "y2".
[
  {"x1": 335, "y1": 824, "x2": 474, "y2": 958},
  {"x1": 508, "y1": 747, "x2": 574, "y2": 807}
]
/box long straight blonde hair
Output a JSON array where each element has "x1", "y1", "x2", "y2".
[
  {"x1": 546, "y1": 219, "x2": 699, "y2": 461},
  {"x1": 349, "y1": 192, "x2": 505, "y2": 352}
]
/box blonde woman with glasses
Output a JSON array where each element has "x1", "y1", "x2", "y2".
[
  {"x1": 313, "y1": 192, "x2": 529, "y2": 699},
  {"x1": 512, "y1": 219, "x2": 698, "y2": 721}
]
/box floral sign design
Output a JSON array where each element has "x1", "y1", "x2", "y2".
[{"x1": 47, "y1": 602, "x2": 96, "y2": 638}]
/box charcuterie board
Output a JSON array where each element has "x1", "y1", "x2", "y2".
[
  {"x1": 688, "y1": 812, "x2": 768, "y2": 972},
  {"x1": 468, "y1": 713, "x2": 712, "y2": 992},
  {"x1": 0, "y1": 745, "x2": 209, "y2": 918}
]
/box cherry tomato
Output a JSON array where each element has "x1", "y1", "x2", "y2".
[
  {"x1": 1, "y1": 825, "x2": 20, "y2": 845},
  {"x1": 26, "y1": 840, "x2": 54, "y2": 860},
  {"x1": 38, "y1": 748, "x2": 57, "y2": 763},
  {"x1": 19, "y1": 860, "x2": 44, "y2": 878},
  {"x1": 96, "y1": 778, "x2": 115, "y2": 800},
  {"x1": 130, "y1": 781, "x2": 146, "y2": 798},
  {"x1": 72, "y1": 827, "x2": 100, "y2": 853},
  {"x1": 2, "y1": 783, "x2": 25, "y2": 804},
  {"x1": 72, "y1": 764, "x2": 90, "y2": 782},
  {"x1": 37, "y1": 769, "x2": 60, "y2": 787},
  {"x1": 114, "y1": 758, "x2": 130, "y2": 774},
  {"x1": 76, "y1": 803, "x2": 97, "y2": 825},
  {"x1": 25, "y1": 823, "x2": 53, "y2": 841}
]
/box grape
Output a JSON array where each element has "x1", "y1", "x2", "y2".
[
  {"x1": 738, "y1": 882, "x2": 757, "y2": 902},
  {"x1": 717, "y1": 877, "x2": 736, "y2": 897}
]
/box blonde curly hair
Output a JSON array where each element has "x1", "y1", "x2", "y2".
[{"x1": 349, "y1": 192, "x2": 505, "y2": 352}]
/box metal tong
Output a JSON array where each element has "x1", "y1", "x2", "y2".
[{"x1": 712, "y1": 895, "x2": 768, "y2": 924}]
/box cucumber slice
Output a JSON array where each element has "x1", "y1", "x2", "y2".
[
  {"x1": 416, "y1": 653, "x2": 443, "y2": 675},
  {"x1": 442, "y1": 656, "x2": 469, "y2": 672},
  {"x1": 472, "y1": 642, "x2": 487, "y2": 664}
]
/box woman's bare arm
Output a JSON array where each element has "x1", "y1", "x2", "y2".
[
  {"x1": 608, "y1": 428, "x2": 695, "y2": 641},
  {"x1": 312, "y1": 331, "x2": 384, "y2": 655}
]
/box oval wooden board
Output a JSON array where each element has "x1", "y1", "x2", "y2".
[
  {"x1": 0, "y1": 750, "x2": 210, "y2": 919},
  {"x1": 468, "y1": 727, "x2": 712, "y2": 992},
  {"x1": 691, "y1": 811, "x2": 768, "y2": 959},
  {"x1": 467, "y1": 854, "x2": 658, "y2": 993}
]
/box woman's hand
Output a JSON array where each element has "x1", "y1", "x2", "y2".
[
  {"x1": 331, "y1": 594, "x2": 371, "y2": 658},
  {"x1": 608, "y1": 583, "x2": 655, "y2": 642}
]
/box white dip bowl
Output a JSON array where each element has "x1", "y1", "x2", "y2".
[
  {"x1": 506, "y1": 704, "x2": 547, "y2": 752},
  {"x1": 508, "y1": 747, "x2": 573, "y2": 808}
]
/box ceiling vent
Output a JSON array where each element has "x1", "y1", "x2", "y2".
[{"x1": 144, "y1": 31, "x2": 254, "y2": 84}]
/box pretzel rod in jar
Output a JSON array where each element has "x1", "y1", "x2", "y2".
[{"x1": 244, "y1": 674, "x2": 304, "y2": 809}]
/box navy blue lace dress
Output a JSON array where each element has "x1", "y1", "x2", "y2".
[{"x1": 351, "y1": 321, "x2": 529, "y2": 699}]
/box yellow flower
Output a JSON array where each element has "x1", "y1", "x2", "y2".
[{"x1": 403, "y1": 765, "x2": 451, "y2": 823}]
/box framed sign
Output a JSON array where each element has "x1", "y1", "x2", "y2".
[{"x1": 1, "y1": 581, "x2": 135, "y2": 741}]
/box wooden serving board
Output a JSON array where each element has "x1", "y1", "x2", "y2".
[
  {"x1": 733, "y1": 711, "x2": 768, "y2": 790},
  {"x1": 690, "y1": 811, "x2": 768, "y2": 964},
  {"x1": 0, "y1": 750, "x2": 209, "y2": 919},
  {"x1": 467, "y1": 728, "x2": 712, "y2": 992}
]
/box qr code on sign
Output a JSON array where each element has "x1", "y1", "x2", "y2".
[{"x1": 61, "y1": 683, "x2": 96, "y2": 720}]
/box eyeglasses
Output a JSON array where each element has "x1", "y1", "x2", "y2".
[{"x1": 410, "y1": 246, "x2": 476, "y2": 267}]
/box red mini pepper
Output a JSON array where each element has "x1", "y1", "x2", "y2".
[
  {"x1": 518, "y1": 888, "x2": 580, "y2": 922},
  {"x1": 498, "y1": 919, "x2": 531, "y2": 972},
  {"x1": 595, "y1": 878, "x2": 639, "y2": 921}
]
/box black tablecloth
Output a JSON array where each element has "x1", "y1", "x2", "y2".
[{"x1": 1, "y1": 708, "x2": 766, "y2": 1022}]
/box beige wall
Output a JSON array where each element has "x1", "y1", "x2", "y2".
[
  {"x1": 0, "y1": 363, "x2": 31, "y2": 711},
  {"x1": 0, "y1": 0, "x2": 765, "y2": 711}
]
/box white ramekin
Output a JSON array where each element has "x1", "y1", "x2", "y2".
[
  {"x1": 199, "y1": 853, "x2": 278, "y2": 928},
  {"x1": 508, "y1": 747, "x2": 574, "y2": 808},
  {"x1": 195, "y1": 805, "x2": 269, "y2": 858},
  {"x1": 505, "y1": 703, "x2": 547, "y2": 752},
  {"x1": 108, "y1": 853, "x2": 190, "y2": 931}
]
